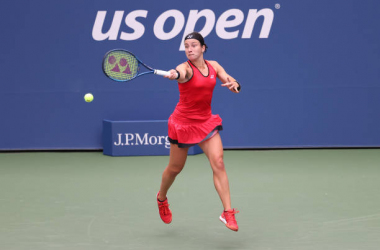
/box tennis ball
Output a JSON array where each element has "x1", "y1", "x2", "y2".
[{"x1": 84, "y1": 93, "x2": 94, "y2": 102}]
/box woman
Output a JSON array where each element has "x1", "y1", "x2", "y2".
[{"x1": 157, "y1": 32, "x2": 241, "y2": 232}]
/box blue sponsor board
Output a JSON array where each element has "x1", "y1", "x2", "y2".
[
  {"x1": 1, "y1": 0, "x2": 380, "y2": 150},
  {"x1": 103, "y1": 120, "x2": 202, "y2": 156}
]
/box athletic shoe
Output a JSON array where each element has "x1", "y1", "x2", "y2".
[
  {"x1": 157, "y1": 192, "x2": 172, "y2": 224},
  {"x1": 219, "y1": 208, "x2": 239, "y2": 231}
]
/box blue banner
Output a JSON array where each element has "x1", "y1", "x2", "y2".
[{"x1": 1, "y1": 0, "x2": 379, "y2": 150}]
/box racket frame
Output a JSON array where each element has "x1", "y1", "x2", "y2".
[{"x1": 102, "y1": 49, "x2": 169, "y2": 82}]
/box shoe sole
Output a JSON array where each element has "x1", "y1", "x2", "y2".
[
  {"x1": 163, "y1": 218, "x2": 172, "y2": 224},
  {"x1": 219, "y1": 216, "x2": 238, "y2": 232}
]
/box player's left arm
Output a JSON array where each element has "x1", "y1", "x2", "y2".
[{"x1": 209, "y1": 60, "x2": 241, "y2": 93}]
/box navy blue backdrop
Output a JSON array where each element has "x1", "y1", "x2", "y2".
[{"x1": 1, "y1": 0, "x2": 379, "y2": 150}]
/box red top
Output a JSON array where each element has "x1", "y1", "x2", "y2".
[{"x1": 172, "y1": 60, "x2": 217, "y2": 122}]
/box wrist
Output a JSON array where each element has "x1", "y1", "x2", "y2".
[{"x1": 235, "y1": 80, "x2": 241, "y2": 91}]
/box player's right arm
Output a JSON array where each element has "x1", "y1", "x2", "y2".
[{"x1": 165, "y1": 62, "x2": 191, "y2": 83}]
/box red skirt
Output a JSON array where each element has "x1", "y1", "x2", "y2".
[{"x1": 168, "y1": 114, "x2": 223, "y2": 148}]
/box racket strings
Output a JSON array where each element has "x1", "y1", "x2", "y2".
[{"x1": 103, "y1": 52, "x2": 139, "y2": 81}]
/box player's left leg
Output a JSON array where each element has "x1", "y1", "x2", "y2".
[
  {"x1": 198, "y1": 133, "x2": 239, "y2": 231},
  {"x1": 198, "y1": 133, "x2": 231, "y2": 209}
]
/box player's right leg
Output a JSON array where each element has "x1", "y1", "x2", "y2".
[{"x1": 157, "y1": 144, "x2": 189, "y2": 224}]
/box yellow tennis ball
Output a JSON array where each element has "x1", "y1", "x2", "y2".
[{"x1": 84, "y1": 93, "x2": 94, "y2": 102}]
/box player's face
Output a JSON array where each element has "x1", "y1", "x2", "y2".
[{"x1": 184, "y1": 39, "x2": 205, "y2": 60}]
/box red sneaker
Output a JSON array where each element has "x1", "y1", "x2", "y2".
[
  {"x1": 157, "y1": 192, "x2": 172, "y2": 224},
  {"x1": 219, "y1": 208, "x2": 239, "y2": 231}
]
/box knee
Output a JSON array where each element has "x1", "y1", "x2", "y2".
[
  {"x1": 211, "y1": 155, "x2": 225, "y2": 173},
  {"x1": 166, "y1": 163, "x2": 184, "y2": 176}
]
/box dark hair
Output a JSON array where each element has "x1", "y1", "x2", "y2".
[{"x1": 184, "y1": 31, "x2": 208, "y2": 52}]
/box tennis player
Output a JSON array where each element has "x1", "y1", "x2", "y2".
[{"x1": 157, "y1": 32, "x2": 241, "y2": 232}]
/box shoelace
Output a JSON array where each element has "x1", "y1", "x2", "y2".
[
  {"x1": 225, "y1": 209, "x2": 239, "y2": 221},
  {"x1": 158, "y1": 202, "x2": 170, "y2": 215}
]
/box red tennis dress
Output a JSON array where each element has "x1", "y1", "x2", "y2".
[{"x1": 168, "y1": 60, "x2": 223, "y2": 148}]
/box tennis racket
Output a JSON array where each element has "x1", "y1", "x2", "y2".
[{"x1": 102, "y1": 49, "x2": 171, "y2": 82}]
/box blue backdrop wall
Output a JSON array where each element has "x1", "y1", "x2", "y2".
[{"x1": 1, "y1": 0, "x2": 379, "y2": 150}]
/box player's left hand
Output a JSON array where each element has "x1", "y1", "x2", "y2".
[{"x1": 221, "y1": 77, "x2": 240, "y2": 93}]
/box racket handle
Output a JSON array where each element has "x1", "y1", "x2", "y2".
[{"x1": 154, "y1": 70, "x2": 170, "y2": 76}]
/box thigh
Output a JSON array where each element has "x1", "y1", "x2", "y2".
[
  {"x1": 198, "y1": 133, "x2": 224, "y2": 161},
  {"x1": 168, "y1": 143, "x2": 189, "y2": 168}
]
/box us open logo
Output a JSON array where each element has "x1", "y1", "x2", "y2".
[{"x1": 92, "y1": 7, "x2": 276, "y2": 50}]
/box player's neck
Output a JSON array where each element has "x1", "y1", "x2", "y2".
[{"x1": 190, "y1": 58, "x2": 206, "y2": 69}]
